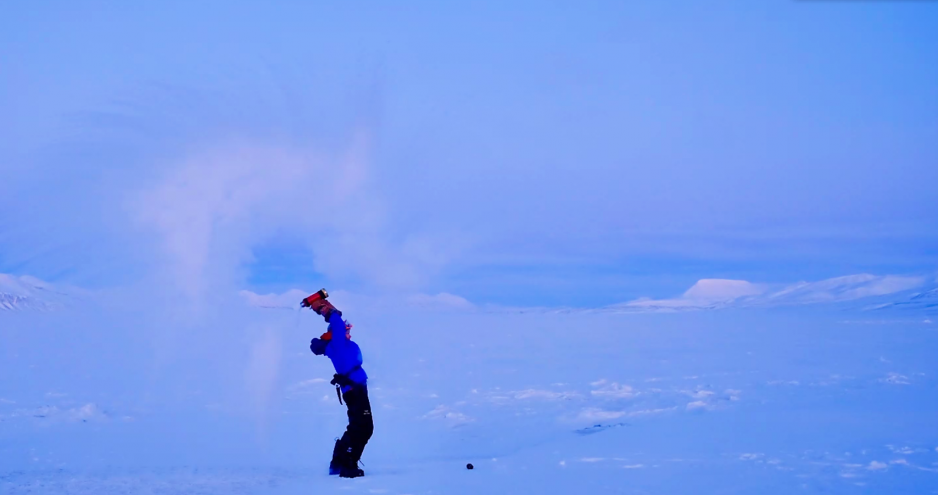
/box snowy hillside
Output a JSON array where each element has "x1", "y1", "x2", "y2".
[
  {"x1": 610, "y1": 274, "x2": 934, "y2": 314},
  {"x1": 0, "y1": 274, "x2": 67, "y2": 312}
]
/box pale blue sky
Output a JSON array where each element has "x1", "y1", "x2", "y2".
[{"x1": 1, "y1": 1, "x2": 936, "y2": 306}]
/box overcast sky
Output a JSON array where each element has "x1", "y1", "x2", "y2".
[{"x1": 2, "y1": 1, "x2": 936, "y2": 307}]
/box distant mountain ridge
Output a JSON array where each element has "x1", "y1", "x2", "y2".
[
  {"x1": 4, "y1": 271, "x2": 936, "y2": 315},
  {"x1": 867, "y1": 287, "x2": 938, "y2": 313},
  {"x1": 608, "y1": 274, "x2": 938, "y2": 314},
  {"x1": 0, "y1": 274, "x2": 66, "y2": 312}
]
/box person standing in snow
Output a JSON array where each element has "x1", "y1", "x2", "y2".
[{"x1": 302, "y1": 290, "x2": 373, "y2": 479}]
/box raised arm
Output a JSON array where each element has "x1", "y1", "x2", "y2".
[
  {"x1": 301, "y1": 289, "x2": 345, "y2": 355},
  {"x1": 327, "y1": 310, "x2": 346, "y2": 334},
  {"x1": 310, "y1": 311, "x2": 346, "y2": 356}
]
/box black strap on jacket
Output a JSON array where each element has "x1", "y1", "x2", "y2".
[{"x1": 330, "y1": 365, "x2": 362, "y2": 405}]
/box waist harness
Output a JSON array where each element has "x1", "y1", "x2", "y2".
[{"x1": 330, "y1": 365, "x2": 362, "y2": 405}]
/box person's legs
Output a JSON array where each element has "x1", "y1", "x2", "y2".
[
  {"x1": 337, "y1": 386, "x2": 373, "y2": 477},
  {"x1": 346, "y1": 387, "x2": 374, "y2": 463}
]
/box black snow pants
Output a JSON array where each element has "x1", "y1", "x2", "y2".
[{"x1": 332, "y1": 385, "x2": 374, "y2": 467}]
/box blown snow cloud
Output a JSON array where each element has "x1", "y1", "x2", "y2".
[
  {"x1": 132, "y1": 139, "x2": 373, "y2": 299},
  {"x1": 132, "y1": 134, "x2": 460, "y2": 301}
]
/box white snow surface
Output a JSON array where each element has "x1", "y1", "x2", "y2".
[{"x1": 1, "y1": 294, "x2": 937, "y2": 494}]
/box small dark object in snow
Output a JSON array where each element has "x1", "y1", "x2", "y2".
[{"x1": 466, "y1": 463, "x2": 474, "y2": 470}]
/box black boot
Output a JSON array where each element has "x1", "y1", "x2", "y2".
[
  {"x1": 339, "y1": 463, "x2": 364, "y2": 478},
  {"x1": 329, "y1": 438, "x2": 344, "y2": 475}
]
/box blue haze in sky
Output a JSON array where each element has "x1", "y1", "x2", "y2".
[{"x1": 1, "y1": 2, "x2": 938, "y2": 494}]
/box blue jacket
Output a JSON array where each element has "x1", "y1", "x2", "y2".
[{"x1": 309, "y1": 312, "x2": 368, "y2": 391}]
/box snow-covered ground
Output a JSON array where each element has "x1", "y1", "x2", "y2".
[{"x1": 2, "y1": 289, "x2": 937, "y2": 495}]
